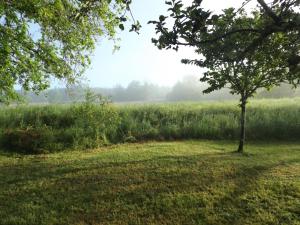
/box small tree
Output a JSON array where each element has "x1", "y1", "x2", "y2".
[{"x1": 150, "y1": 2, "x2": 296, "y2": 152}]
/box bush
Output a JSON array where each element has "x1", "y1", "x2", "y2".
[
  {"x1": 0, "y1": 91, "x2": 121, "y2": 153},
  {"x1": 1, "y1": 127, "x2": 54, "y2": 154},
  {"x1": 70, "y1": 101, "x2": 120, "y2": 147}
]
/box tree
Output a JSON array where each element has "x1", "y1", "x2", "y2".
[
  {"x1": 149, "y1": 1, "x2": 298, "y2": 152},
  {"x1": 149, "y1": 0, "x2": 299, "y2": 78},
  {"x1": 0, "y1": 0, "x2": 140, "y2": 103}
]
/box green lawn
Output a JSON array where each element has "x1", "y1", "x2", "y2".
[{"x1": 0, "y1": 141, "x2": 299, "y2": 225}]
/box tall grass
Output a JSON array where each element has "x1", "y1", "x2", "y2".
[{"x1": 0, "y1": 98, "x2": 299, "y2": 153}]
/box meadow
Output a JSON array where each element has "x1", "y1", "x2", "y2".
[
  {"x1": 0, "y1": 98, "x2": 299, "y2": 153},
  {"x1": 0, "y1": 141, "x2": 299, "y2": 225},
  {"x1": 0, "y1": 99, "x2": 300, "y2": 225}
]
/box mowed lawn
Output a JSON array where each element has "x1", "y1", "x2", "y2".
[{"x1": 0, "y1": 141, "x2": 299, "y2": 225}]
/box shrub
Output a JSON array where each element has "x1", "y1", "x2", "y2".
[
  {"x1": 1, "y1": 127, "x2": 54, "y2": 154},
  {"x1": 71, "y1": 101, "x2": 120, "y2": 147}
]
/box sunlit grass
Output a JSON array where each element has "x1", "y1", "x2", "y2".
[{"x1": 0, "y1": 140, "x2": 299, "y2": 225}]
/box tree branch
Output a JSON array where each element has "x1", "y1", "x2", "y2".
[
  {"x1": 257, "y1": 0, "x2": 281, "y2": 24},
  {"x1": 175, "y1": 28, "x2": 261, "y2": 46}
]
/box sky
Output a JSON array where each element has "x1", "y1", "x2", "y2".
[{"x1": 82, "y1": 0, "x2": 258, "y2": 88}]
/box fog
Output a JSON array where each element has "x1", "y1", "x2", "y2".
[
  {"x1": 23, "y1": 76, "x2": 300, "y2": 104},
  {"x1": 85, "y1": 0, "x2": 260, "y2": 88}
]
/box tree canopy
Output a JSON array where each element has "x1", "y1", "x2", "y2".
[
  {"x1": 150, "y1": 0, "x2": 300, "y2": 82},
  {"x1": 0, "y1": 0, "x2": 139, "y2": 103}
]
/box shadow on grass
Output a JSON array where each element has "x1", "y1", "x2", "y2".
[{"x1": 0, "y1": 150, "x2": 299, "y2": 225}]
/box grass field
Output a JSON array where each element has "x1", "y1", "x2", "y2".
[
  {"x1": 1, "y1": 140, "x2": 299, "y2": 225},
  {"x1": 0, "y1": 98, "x2": 300, "y2": 153}
]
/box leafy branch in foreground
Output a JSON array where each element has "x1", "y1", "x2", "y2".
[{"x1": 0, "y1": 0, "x2": 140, "y2": 103}]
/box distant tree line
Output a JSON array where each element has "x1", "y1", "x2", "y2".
[{"x1": 21, "y1": 76, "x2": 300, "y2": 104}]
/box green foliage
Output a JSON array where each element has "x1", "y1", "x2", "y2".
[
  {"x1": 150, "y1": 2, "x2": 297, "y2": 100},
  {"x1": 150, "y1": 0, "x2": 299, "y2": 80},
  {"x1": 0, "y1": 91, "x2": 121, "y2": 153},
  {"x1": 0, "y1": 99, "x2": 299, "y2": 153},
  {"x1": 70, "y1": 90, "x2": 120, "y2": 148},
  {"x1": 118, "y1": 100, "x2": 300, "y2": 141},
  {"x1": 0, "y1": 0, "x2": 139, "y2": 103},
  {"x1": 1, "y1": 127, "x2": 54, "y2": 154},
  {"x1": 0, "y1": 141, "x2": 299, "y2": 224},
  {"x1": 149, "y1": 1, "x2": 299, "y2": 151}
]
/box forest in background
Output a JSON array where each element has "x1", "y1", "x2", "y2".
[{"x1": 21, "y1": 76, "x2": 300, "y2": 104}]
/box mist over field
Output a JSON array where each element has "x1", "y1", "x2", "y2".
[{"x1": 21, "y1": 76, "x2": 300, "y2": 104}]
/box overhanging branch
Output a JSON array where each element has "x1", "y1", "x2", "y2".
[{"x1": 257, "y1": 0, "x2": 282, "y2": 24}]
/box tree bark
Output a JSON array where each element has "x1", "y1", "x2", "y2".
[{"x1": 237, "y1": 100, "x2": 246, "y2": 153}]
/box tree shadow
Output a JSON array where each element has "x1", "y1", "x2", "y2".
[{"x1": 0, "y1": 150, "x2": 299, "y2": 225}]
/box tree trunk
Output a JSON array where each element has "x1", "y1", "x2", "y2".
[{"x1": 237, "y1": 100, "x2": 246, "y2": 153}]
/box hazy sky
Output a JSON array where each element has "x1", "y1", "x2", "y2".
[{"x1": 83, "y1": 0, "x2": 258, "y2": 88}]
